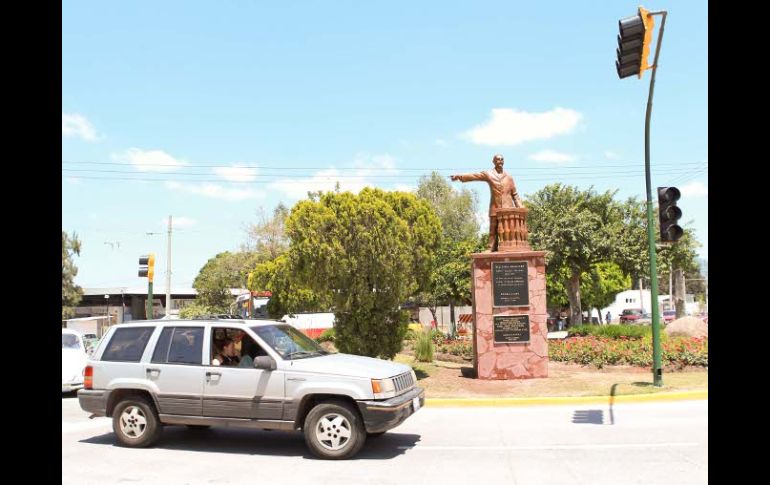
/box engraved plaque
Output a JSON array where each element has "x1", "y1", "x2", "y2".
[{"x1": 492, "y1": 261, "x2": 529, "y2": 307}]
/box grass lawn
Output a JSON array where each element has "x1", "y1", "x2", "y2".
[{"x1": 394, "y1": 354, "x2": 708, "y2": 398}]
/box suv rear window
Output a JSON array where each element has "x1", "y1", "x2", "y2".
[{"x1": 101, "y1": 327, "x2": 154, "y2": 362}]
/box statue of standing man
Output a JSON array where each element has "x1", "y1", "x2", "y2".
[{"x1": 451, "y1": 154, "x2": 523, "y2": 252}]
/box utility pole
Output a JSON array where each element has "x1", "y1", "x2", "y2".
[
  {"x1": 166, "y1": 215, "x2": 173, "y2": 317},
  {"x1": 669, "y1": 271, "x2": 673, "y2": 310}
]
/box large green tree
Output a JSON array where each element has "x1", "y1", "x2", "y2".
[
  {"x1": 415, "y1": 173, "x2": 483, "y2": 335},
  {"x1": 248, "y1": 254, "x2": 331, "y2": 318},
  {"x1": 62, "y1": 231, "x2": 83, "y2": 319},
  {"x1": 527, "y1": 184, "x2": 624, "y2": 325},
  {"x1": 581, "y1": 262, "x2": 632, "y2": 323},
  {"x1": 286, "y1": 188, "x2": 441, "y2": 358},
  {"x1": 244, "y1": 203, "x2": 290, "y2": 259},
  {"x1": 656, "y1": 225, "x2": 702, "y2": 316},
  {"x1": 193, "y1": 251, "x2": 261, "y2": 311},
  {"x1": 416, "y1": 171, "x2": 479, "y2": 242}
]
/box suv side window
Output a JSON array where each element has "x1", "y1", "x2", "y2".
[
  {"x1": 210, "y1": 328, "x2": 268, "y2": 367},
  {"x1": 101, "y1": 327, "x2": 154, "y2": 362},
  {"x1": 165, "y1": 327, "x2": 204, "y2": 365},
  {"x1": 151, "y1": 327, "x2": 173, "y2": 363}
]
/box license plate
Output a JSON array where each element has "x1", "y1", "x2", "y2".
[{"x1": 412, "y1": 396, "x2": 421, "y2": 412}]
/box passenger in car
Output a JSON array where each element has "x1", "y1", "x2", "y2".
[{"x1": 212, "y1": 338, "x2": 240, "y2": 366}]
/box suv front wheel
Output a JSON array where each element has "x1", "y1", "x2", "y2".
[
  {"x1": 112, "y1": 397, "x2": 162, "y2": 448},
  {"x1": 303, "y1": 401, "x2": 366, "y2": 459}
]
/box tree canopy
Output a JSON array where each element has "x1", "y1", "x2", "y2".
[
  {"x1": 62, "y1": 231, "x2": 83, "y2": 319},
  {"x1": 286, "y1": 188, "x2": 441, "y2": 358}
]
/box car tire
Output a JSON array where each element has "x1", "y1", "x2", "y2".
[
  {"x1": 112, "y1": 397, "x2": 162, "y2": 448},
  {"x1": 367, "y1": 431, "x2": 386, "y2": 438},
  {"x1": 303, "y1": 401, "x2": 366, "y2": 460}
]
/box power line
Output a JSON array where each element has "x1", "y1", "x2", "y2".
[
  {"x1": 62, "y1": 169, "x2": 708, "y2": 184},
  {"x1": 62, "y1": 159, "x2": 708, "y2": 171}
]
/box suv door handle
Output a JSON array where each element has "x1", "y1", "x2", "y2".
[
  {"x1": 206, "y1": 372, "x2": 222, "y2": 382},
  {"x1": 146, "y1": 368, "x2": 161, "y2": 377}
]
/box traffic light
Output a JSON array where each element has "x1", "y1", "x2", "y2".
[
  {"x1": 616, "y1": 7, "x2": 654, "y2": 79},
  {"x1": 658, "y1": 187, "x2": 683, "y2": 242},
  {"x1": 138, "y1": 254, "x2": 155, "y2": 281}
]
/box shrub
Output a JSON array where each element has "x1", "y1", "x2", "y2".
[
  {"x1": 414, "y1": 329, "x2": 434, "y2": 363},
  {"x1": 315, "y1": 328, "x2": 335, "y2": 343},
  {"x1": 437, "y1": 340, "x2": 473, "y2": 360},
  {"x1": 568, "y1": 324, "x2": 650, "y2": 340},
  {"x1": 429, "y1": 329, "x2": 444, "y2": 345},
  {"x1": 549, "y1": 335, "x2": 707, "y2": 368},
  {"x1": 179, "y1": 303, "x2": 215, "y2": 319}
]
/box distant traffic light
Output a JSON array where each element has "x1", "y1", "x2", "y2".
[
  {"x1": 616, "y1": 7, "x2": 654, "y2": 79},
  {"x1": 657, "y1": 187, "x2": 683, "y2": 242},
  {"x1": 138, "y1": 254, "x2": 155, "y2": 281}
]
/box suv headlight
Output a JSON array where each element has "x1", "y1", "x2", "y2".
[
  {"x1": 410, "y1": 369, "x2": 417, "y2": 385},
  {"x1": 371, "y1": 378, "x2": 396, "y2": 399}
]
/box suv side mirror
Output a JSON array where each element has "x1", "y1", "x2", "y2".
[{"x1": 254, "y1": 356, "x2": 277, "y2": 371}]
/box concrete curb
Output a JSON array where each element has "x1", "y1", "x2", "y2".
[{"x1": 424, "y1": 390, "x2": 708, "y2": 407}]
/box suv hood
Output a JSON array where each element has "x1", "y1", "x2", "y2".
[{"x1": 287, "y1": 353, "x2": 410, "y2": 379}]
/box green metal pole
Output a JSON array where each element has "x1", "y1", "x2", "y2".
[
  {"x1": 644, "y1": 11, "x2": 667, "y2": 387},
  {"x1": 147, "y1": 281, "x2": 154, "y2": 320}
]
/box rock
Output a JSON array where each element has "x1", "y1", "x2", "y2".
[{"x1": 664, "y1": 317, "x2": 708, "y2": 339}]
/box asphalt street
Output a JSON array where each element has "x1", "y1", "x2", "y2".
[{"x1": 62, "y1": 393, "x2": 707, "y2": 485}]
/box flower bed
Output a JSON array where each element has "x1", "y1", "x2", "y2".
[{"x1": 549, "y1": 335, "x2": 708, "y2": 369}]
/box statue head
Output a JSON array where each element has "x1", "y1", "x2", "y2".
[{"x1": 492, "y1": 154, "x2": 504, "y2": 171}]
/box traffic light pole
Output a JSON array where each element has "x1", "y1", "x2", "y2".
[
  {"x1": 643, "y1": 10, "x2": 667, "y2": 387},
  {"x1": 147, "y1": 281, "x2": 154, "y2": 319}
]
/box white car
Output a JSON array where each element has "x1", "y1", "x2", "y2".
[
  {"x1": 62, "y1": 329, "x2": 88, "y2": 393},
  {"x1": 78, "y1": 319, "x2": 424, "y2": 459}
]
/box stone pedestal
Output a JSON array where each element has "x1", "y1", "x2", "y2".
[{"x1": 471, "y1": 250, "x2": 548, "y2": 379}]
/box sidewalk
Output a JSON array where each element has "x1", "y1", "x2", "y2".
[{"x1": 425, "y1": 390, "x2": 708, "y2": 407}]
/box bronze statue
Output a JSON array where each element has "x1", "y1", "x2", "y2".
[{"x1": 451, "y1": 154, "x2": 523, "y2": 251}]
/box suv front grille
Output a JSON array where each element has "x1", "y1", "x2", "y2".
[{"x1": 393, "y1": 372, "x2": 414, "y2": 394}]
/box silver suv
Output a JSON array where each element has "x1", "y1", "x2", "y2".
[{"x1": 78, "y1": 319, "x2": 424, "y2": 459}]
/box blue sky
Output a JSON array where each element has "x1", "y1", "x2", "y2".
[{"x1": 62, "y1": 1, "x2": 708, "y2": 289}]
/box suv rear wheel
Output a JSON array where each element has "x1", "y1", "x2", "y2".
[
  {"x1": 112, "y1": 397, "x2": 162, "y2": 448},
  {"x1": 303, "y1": 401, "x2": 365, "y2": 459}
]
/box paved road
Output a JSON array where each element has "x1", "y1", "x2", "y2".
[{"x1": 62, "y1": 393, "x2": 707, "y2": 485}]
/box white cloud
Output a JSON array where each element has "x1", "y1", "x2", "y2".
[
  {"x1": 680, "y1": 181, "x2": 708, "y2": 198},
  {"x1": 165, "y1": 181, "x2": 265, "y2": 201},
  {"x1": 392, "y1": 184, "x2": 417, "y2": 193},
  {"x1": 434, "y1": 139, "x2": 448, "y2": 147},
  {"x1": 213, "y1": 164, "x2": 258, "y2": 182},
  {"x1": 114, "y1": 148, "x2": 188, "y2": 172},
  {"x1": 604, "y1": 151, "x2": 619, "y2": 160},
  {"x1": 461, "y1": 107, "x2": 583, "y2": 146},
  {"x1": 160, "y1": 216, "x2": 198, "y2": 228},
  {"x1": 62, "y1": 113, "x2": 98, "y2": 141},
  {"x1": 270, "y1": 154, "x2": 400, "y2": 200},
  {"x1": 529, "y1": 150, "x2": 576, "y2": 165}
]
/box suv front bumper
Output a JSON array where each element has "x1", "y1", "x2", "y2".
[{"x1": 357, "y1": 387, "x2": 425, "y2": 434}]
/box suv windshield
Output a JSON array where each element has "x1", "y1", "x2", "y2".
[{"x1": 251, "y1": 324, "x2": 330, "y2": 360}]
